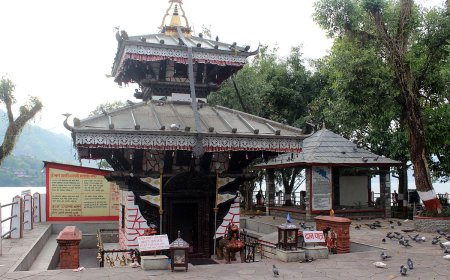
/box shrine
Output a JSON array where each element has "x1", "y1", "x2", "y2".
[
  {"x1": 256, "y1": 128, "x2": 401, "y2": 219},
  {"x1": 66, "y1": 0, "x2": 309, "y2": 259}
]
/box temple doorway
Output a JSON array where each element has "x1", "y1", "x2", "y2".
[
  {"x1": 170, "y1": 202, "x2": 199, "y2": 254},
  {"x1": 164, "y1": 172, "x2": 214, "y2": 258}
]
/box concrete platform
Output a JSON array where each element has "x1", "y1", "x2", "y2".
[
  {"x1": 303, "y1": 245, "x2": 328, "y2": 259},
  {"x1": 2, "y1": 218, "x2": 450, "y2": 280},
  {"x1": 276, "y1": 248, "x2": 305, "y2": 262},
  {"x1": 141, "y1": 255, "x2": 169, "y2": 270}
]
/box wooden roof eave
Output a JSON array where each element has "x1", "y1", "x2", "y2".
[
  {"x1": 254, "y1": 161, "x2": 402, "y2": 170},
  {"x1": 112, "y1": 40, "x2": 252, "y2": 76},
  {"x1": 71, "y1": 127, "x2": 306, "y2": 140}
]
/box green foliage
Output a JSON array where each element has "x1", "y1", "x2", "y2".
[
  {"x1": 0, "y1": 76, "x2": 16, "y2": 104},
  {"x1": 89, "y1": 100, "x2": 126, "y2": 117},
  {"x1": 311, "y1": 0, "x2": 450, "y2": 183},
  {"x1": 209, "y1": 45, "x2": 315, "y2": 128},
  {"x1": 0, "y1": 77, "x2": 43, "y2": 166}
]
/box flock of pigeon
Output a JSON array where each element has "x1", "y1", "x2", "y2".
[
  {"x1": 368, "y1": 220, "x2": 450, "y2": 276},
  {"x1": 271, "y1": 218, "x2": 450, "y2": 277}
]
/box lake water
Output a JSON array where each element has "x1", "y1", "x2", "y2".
[{"x1": 0, "y1": 186, "x2": 46, "y2": 235}]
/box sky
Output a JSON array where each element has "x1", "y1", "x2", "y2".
[
  {"x1": 0, "y1": 0, "x2": 447, "y2": 193},
  {"x1": 0, "y1": 0, "x2": 332, "y2": 135}
]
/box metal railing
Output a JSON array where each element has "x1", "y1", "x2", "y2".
[{"x1": 1, "y1": 201, "x2": 19, "y2": 239}]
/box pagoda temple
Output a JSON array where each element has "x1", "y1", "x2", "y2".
[{"x1": 66, "y1": 0, "x2": 309, "y2": 259}]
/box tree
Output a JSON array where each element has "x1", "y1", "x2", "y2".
[
  {"x1": 0, "y1": 76, "x2": 43, "y2": 166},
  {"x1": 313, "y1": 0, "x2": 449, "y2": 212}
]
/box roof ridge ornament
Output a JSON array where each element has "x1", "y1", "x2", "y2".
[{"x1": 159, "y1": 0, "x2": 191, "y2": 37}]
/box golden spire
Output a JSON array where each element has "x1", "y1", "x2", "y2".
[{"x1": 159, "y1": 0, "x2": 191, "y2": 37}]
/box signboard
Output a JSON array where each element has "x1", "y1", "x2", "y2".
[
  {"x1": 45, "y1": 162, "x2": 119, "y2": 221},
  {"x1": 311, "y1": 166, "x2": 332, "y2": 211},
  {"x1": 302, "y1": 231, "x2": 325, "y2": 243},
  {"x1": 138, "y1": 234, "x2": 170, "y2": 251}
]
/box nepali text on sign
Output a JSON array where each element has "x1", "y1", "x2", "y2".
[
  {"x1": 303, "y1": 231, "x2": 325, "y2": 243},
  {"x1": 138, "y1": 234, "x2": 170, "y2": 251}
]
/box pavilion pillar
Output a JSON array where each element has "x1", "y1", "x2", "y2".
[
  {"x1": 379, "y1": 167, "x2": 391, "y2": 218},
  {"x1": 305, "y1": 167, "x2": 312, "y2": 220},
  {"x1": 266, "y1": 169, "x2": 276, "y2": 207}
]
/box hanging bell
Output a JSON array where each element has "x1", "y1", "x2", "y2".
[
  {"x1": 126, "y1": 255, "x2": 133, "y2": 264},
  {"x1": 97, "y1": 252, "x2": 102, "y2": 262},
  {"x1": 120, "y1": 255, "x2": 126, "y2": 266}
]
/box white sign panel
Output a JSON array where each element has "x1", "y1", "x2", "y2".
[
  {"x1": 302, "y1": 231, "x2": 326, "y2": 243},
  {"x1": 138, "y1": 234, "x2": 170, "y2": 251},
  {"x1": 311, "y1": 166, "x2": 332, "y2": 211}
]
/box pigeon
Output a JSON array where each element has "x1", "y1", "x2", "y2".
[
  {"x1": 408, "y1": 234, "x2": 420, "y2": 242},
  {"x1": 399, "y1": 239, "x2": 412, "y2": 247},
  {"x1": 400, "y1": 265, "x2": 407, "y2": 276},
  {"x1": 272, "y1": 264, "x2": 279, "y2": 277},
  {"x1": 437, "y1": 230, "x2": 447, "y2": 237},
  {"x1": 443, "y1": 248, "x2": 450, "y2": 254},
  {"x1": 439, "y1": 242, "x2": 446, "y2": 250},
  {"x1": 286, "y1": 213, "x2": 292, "y2": 224},
  {"x1": 390, "y1": 224, "x2": 395, "y2": 229},
  {"x1": 444, "y1": 255, "x2": 450, "y2": 260},
  {"x1": 355, "y1": 225, "x2": 361, "y2": 230},
  {"x1": 380, "y1": 251, "x2": 392, "y2": 260},
  {"x1": 442, "y1": 241, "x2": 450, "y2": 247},
  {"x1": 386, "y1": 232, "x2": 395, "y2": 239},
  {"x1": 432, "y1": 238, "x2": 440, "y2": 245},
  {"x1": 397, "y1": 221, "x2": 402, "y2": 226},
  {"x1": 382, "y1": 238, "x2": 386, "y2": 244},
  {"x1": 407, "y1": 258, "x2": 413, "y2": 269},
  {"x1": 446, "y1": 236, "x2": 450, "y2": 241},
  {"x1": 373, "y1": 261, "x2": 387, "y2": 268}
]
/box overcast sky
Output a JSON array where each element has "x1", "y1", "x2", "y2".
[{"x1": 0, "y1": 0, "x2": 334, "y2": 135}]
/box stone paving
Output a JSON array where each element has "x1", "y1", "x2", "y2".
[{"x1": 1, "y1": 218, "x2": 450, "y2": 279}]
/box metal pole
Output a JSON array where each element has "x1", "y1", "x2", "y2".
[
  {"x1": 213, "y1": 170, "x2": 219, "y2": 259},
  {"x1": 159, "y1": 166, "x2": 164, "y2": 233},
  {"x1": 1, "y1": 203, "x2": 2, "y2": 256}
]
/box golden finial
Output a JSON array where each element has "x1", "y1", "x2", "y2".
[{"x1": 159, "y1": 0, "x2": 191, "y2": 37}]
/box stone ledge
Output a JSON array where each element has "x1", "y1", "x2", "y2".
[{"x1": 414, "y1": 216, "x2": 450, "y2": 232}]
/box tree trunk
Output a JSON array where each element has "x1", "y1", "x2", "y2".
[{"x1": 368, "y1": 1, "x2": 442, "y2": 212}]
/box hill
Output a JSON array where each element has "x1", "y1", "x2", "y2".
[{"x1": 0, "y1": 111, "x2": 76, "y2": 186}]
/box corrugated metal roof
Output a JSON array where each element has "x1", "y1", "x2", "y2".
[
  {"x1": 73, "y1": 100, "x2": 305, "y2": 138},
  {"x1": 255, "y1": 129, "x2": 401, "y2": 168},
  {"x1": 129, "y1": 33, "x2": 250, "y2": 53}
]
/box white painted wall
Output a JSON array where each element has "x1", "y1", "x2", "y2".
[{"x1": 340, "y1": 176, "x2": 368, "y2": 207}]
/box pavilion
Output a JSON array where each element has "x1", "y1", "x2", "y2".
[{"x1": 255, "y1": 128, "x2": 401, "y2": 219}]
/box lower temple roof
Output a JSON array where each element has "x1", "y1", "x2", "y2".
[{"x1": 69, "y1": 100, "x2": 308, "y2": 153}]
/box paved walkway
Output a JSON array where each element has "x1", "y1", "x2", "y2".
[{"x1": 1, "y1": 218, "x2": 449, "y2": 279}]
